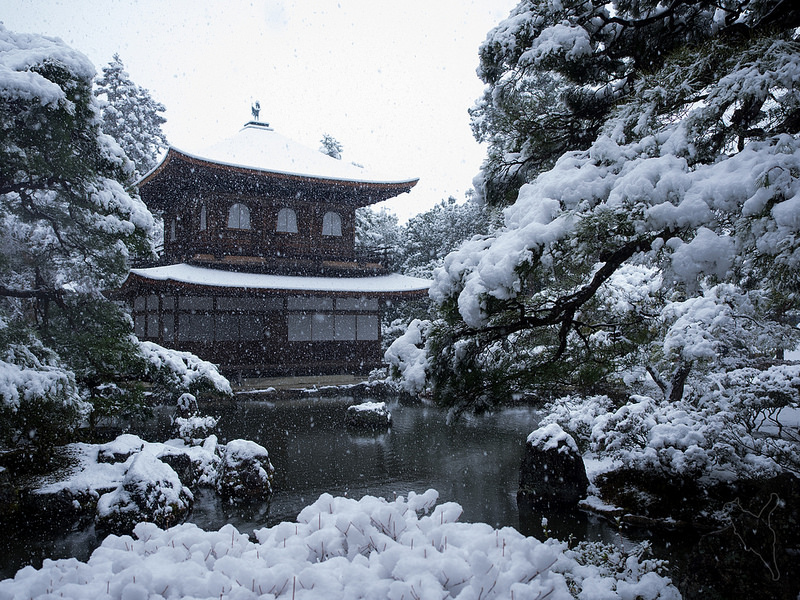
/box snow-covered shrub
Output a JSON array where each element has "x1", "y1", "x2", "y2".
[
  {"x1": 539, "y1": 395, "x2": 613, "y2": 452},
  {"x1": 173, "y1": 415, "x2": 219, "y2": 445},
  {"x1": 553, "y1": 385, "x2": 797, "y2": 483},
  {"x1": 171, "y1": 392, "x2": 219, "y2": 445},
  {"x1": 709, "y1": 364, "x2": 800, "y2": 475},
  {"x1": 176, "y1": 392, "x2": 198, "y2": 415},
  {"x1": 0, "y1": 338, "x2": 87, "y2": 458},
  {"x1": 558, "y1": 540, "x2": 678, "y2": 600},
  {"x1": 0, "y1": 490, "x2": 679, "y2": 599}
]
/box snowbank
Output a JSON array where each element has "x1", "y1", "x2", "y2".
[{"x1": 0, "y1": 490, "x2": 679, "y2": 600}]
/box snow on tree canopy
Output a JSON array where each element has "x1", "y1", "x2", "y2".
[
  {"x1": 0, "y1": 356, "x2": 78, "y2": 411},
  {"x1": 388, "y1": 0, "x2": 800, "y2": 475},
  {"x1": 1, "y1": 24, "x2": 156, "y2": 296},
  {"x1": 431, "y1": 132, "x2": 800, "y2": 329},
  {"x1": 0, "y1": 25, "x2": 95, "y2": 107},
  {"x1": 1, "y1": 24, "x2": 229, "y2": 455},
  {"x1": 95, "y1": 53, "x2": 168, "y2": 176}
]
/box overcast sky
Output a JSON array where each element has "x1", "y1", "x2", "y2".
[{"x1": 3, "y1": 0, "x2": 517, "y2": 221}]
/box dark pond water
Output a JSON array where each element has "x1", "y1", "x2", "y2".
[{"x1": 1, "y1": 395, "x2": 624, "y2": 579}]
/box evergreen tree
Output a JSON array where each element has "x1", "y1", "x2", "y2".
[
  {"x1": 319, "y1": 133, "x2": 343, "y2": 159},
  {"x1": 95, "y1": 54, "x2": 168, "y2": 177},
  {"x1": 470, "y1": 0, "x2": 800, "y2": 208},
  {"x1": 399, "y1": 196, "x2": 493, "y2": 278},
  {"x1": 387, "y1": 0, "x2": 800, "y2": 465},
  {"x1": 355, "y1": 206, "x2": 402, "y2": 269},
  {"x1": 0, "y1": 26, "x2": 228, "y2": 463}
]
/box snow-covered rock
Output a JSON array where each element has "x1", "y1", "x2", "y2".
[
  {"x1": 345, "y1": 401, "x2": 392, "y2": 429},
  {"x1": 156, "y1": 446, "x2": 196, "y2": 487},
  {"x1": 25, "y1": 433, "x2": 267, "y2": 534},
  {"x1": 96, "y1": 452, "x2": 193, "y2": 534},
  {"x1": 97, "y1": 433, "x2": 145, "y2": 464},
  {"x1": 216, "y1": 439, "x2": 274, "y2": 501},
  {"x1": 519, "y1": 423, "x2": 589, "y2": 508}
]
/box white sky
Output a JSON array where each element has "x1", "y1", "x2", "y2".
[{"x1": 3, "y1": 0, "x2": 518, "y2": 222}]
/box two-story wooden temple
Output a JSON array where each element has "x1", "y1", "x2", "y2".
[{"x1": 119, "y1": 121, "x2": 431, "y2": 378}]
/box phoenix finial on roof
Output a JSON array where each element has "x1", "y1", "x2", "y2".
[{"x1": 251, "y1": 100, "x2": 261, "y2": 121}]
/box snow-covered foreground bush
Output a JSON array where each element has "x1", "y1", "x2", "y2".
[{"x1": 0, "y1": 490, "x2": 679, "y2": 600}]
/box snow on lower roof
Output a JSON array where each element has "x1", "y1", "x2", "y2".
[
  {"x1": 173, "y1": 122, "x2": 417, "y2": 185},
  {"x1": 129, "y1": 264, "x2": 432, "y2": 295}
]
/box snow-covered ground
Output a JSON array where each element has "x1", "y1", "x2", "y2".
[{"x1": 0, "y1": 490, "x2": 679, "y2": 600}]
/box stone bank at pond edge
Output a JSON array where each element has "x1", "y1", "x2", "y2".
[{"x1": 19, "y1": 433, "x2": 274, "y2": 536}]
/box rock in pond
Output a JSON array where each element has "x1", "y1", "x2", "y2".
[
  {"x1": 216, "y1": 439, "x2": 274, "y2": 501},
  {"x1": 518, "y1": 423, "x2": 589, "y2": 509},
  {"x1": 345, "y1": 401, "x2": 392, "y2": 429},
  {"x1": 96, "y1": 452, "x2": 193, "y2": 534}
]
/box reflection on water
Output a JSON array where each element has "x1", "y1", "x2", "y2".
[
  {"x1": 202, "y1": 397, "x2": 545, "y2": 531},
  {"x1": 3, "y1": 396, "x2": 628, "y2": 578}
]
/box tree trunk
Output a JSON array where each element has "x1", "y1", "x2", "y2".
[{"x1": 667, "y1": 361, "x2": 692, "y2": 403}]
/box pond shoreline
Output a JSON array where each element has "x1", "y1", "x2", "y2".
[
  {"x1": 3, "y1": 387, "x2": 797, "y2": 598},
  {"x1": 230, "y1": 376, "x2": 418, "y2": 403}
]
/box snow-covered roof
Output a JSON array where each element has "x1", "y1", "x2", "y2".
[
  {"x1": 161, "y1": 122, "x2": 417, "y2": 186},
  {"x1": 128, "y1": 263, "x2": 431, "y2": 296}
]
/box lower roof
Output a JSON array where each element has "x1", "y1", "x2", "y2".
[{"x1": 127, "y1": 264, "x2": 431, "y2": 296}]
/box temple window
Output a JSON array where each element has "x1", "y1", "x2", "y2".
[
  {"x1": 277, "y1": 207, "x2": 298, "y2": 233},
  {"x1": 322, "y1": 211, "x2": 342, "y2": 236},
  {"x1": 199, "y1": 203, "x2": 207, "y2": 231},
  {"x1": 227, "y1": 203, "x2": 251, "y2": 229},
  {"x1": 169, "y1": 218, "x2": 177, "y2": 241}
]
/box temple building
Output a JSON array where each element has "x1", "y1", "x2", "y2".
[{"x1": 120, "y1": 121, "x2": 430, "y2": 378}]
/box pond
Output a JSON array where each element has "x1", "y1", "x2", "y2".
[{"x1": 0, "y1": 395, "x2": 626, "y2": 579}]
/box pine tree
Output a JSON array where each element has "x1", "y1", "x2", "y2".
[
  {"x1": 355, "y1": 207, "x2": 401, "y2": 268},
  {"x1": 0, "y1": 27, "x2": 228, "y2": 463},
  {"x1": 95, "y1": 54, "x2": 168, "y2": 176},
  {"x1": 399, "y1": 196, "x2": 493, "y2": 278},
  {"x1": 387, "y1": 0, "x2": 800, "y2": 420}
]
